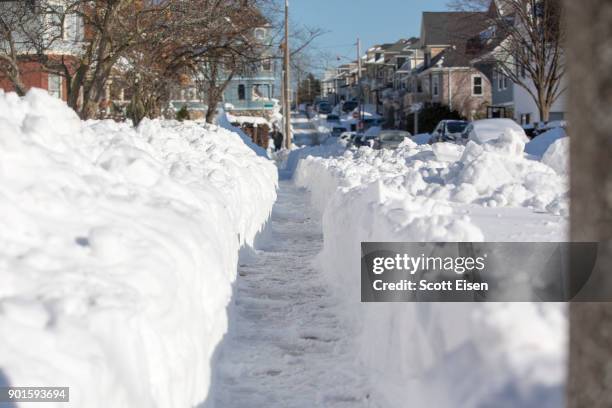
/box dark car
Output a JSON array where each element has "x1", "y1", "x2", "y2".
[
  {"x1": 373, "y1": 130, "x2": 411, "y2": 150},
  {"x1": 342, "y1": 101, "x2": 359, "y2": 113},
  {"x1": 326, "y1": 114, "x2": 341, "y2": 123},
  {"x1": 430, "y1": 120, "x2": 469, "y2": 143},
  {"x1": 317, "y1": 102, "x2": 332, "y2": 114},
  {"x1": 354, "y1": 134, "x2": 378, "y2": 148},
  {"x1": 331, "y1": 126, "x2": 348, "y2": 137}
]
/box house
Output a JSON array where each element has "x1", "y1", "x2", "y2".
[
  {"x1": 168, "y1": 24, "x2": 278, "y2": 122},
  {"x1": 400, "y1": 12, "x2": 492, "y2": 124},
  {"x1": 224, "y1": 25, "x2": 277, "y2": 113},
  {"x1": 470, "y1": 0, "x2": 566, "y2": 124},
  {"x1": 0, "y1": 1, "x2": 84, "y2": 101},
  {"x1": 380, "y1": 38, "x2": 422, "y2": 128}
]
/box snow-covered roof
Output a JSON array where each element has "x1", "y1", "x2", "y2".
[{"x1": 226, "y1": 113, "x2": 270, "y2": 127}]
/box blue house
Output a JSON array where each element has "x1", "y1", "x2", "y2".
[{"x1": 223, "y1": 26, "x2": 278, "y2": 113}]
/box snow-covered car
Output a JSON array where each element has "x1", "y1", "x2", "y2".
[
  {"x1": 533, "y1": 120, "x2": 568, "y2": 136},
  {"x1": 464, "y1": 119, "x2": 529, "y2": 145},
  {"x1": 373, "y1": 130, "x2": 411, "y2": 150},
  {"x1": 430, "y1": 120, "x2": 469, "y2": 143}
]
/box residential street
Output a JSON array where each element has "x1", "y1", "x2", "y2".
[
  {"x1": 208, "y1": 180, "x2": 370, "y2": 408},
  {"x1": 291, "y1": 113, "x2": 321, "y2": 146}
]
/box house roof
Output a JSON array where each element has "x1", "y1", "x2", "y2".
[{"x1": 421, "y1": 12, "x2": 488, "y2": 46}]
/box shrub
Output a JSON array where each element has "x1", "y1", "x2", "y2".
[
  {"x1": 176, "y1": 106, "x2": 190, "y2": 121},
  {"x1": 406, "y1": 103, "x2": 465, "y2": 134}
]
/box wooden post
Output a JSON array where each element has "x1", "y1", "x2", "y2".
[{"x1": 566, "y1": 1, "x2": 612, "y2": 407}]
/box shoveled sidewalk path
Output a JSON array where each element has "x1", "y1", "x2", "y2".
[{"x1": 208, "y1": 180, "x2": 371, "y2": 408}]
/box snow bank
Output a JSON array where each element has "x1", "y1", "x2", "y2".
[
  {"x1": 0, "y1": 89, "x2": 277, "y2": 407},
  {"x1": 295, "y1": 137, "x2": 568, "y2": 407}
]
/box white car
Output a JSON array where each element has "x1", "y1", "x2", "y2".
[{"x1": 463, "y1": 119, "x2": 529, "y2": 144}]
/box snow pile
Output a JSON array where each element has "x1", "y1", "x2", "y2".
[
  {"x1": 294, "y1": 134, "x2": 568, "y2": 407},
  {"x1": 541, "y1": 137, "x2": 569, "y2": 176},
  {"x1": 276, "y1": 139, "x2": 345, "y2": 180},
  {"x1": 0, "y1": 90, "x2": 277, "y2": 407},
  {"x1": 298, "y1": 134, "x2": 568, "y2": 216}
]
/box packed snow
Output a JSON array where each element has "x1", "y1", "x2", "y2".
[
  {"x1": 294, "y1": 125, "x2": 569, "y2": 407},
  {"x1": 0, "y1": 90, "x2": 277, "y2": 407}
]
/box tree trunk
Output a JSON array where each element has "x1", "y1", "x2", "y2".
[
  {"x1": 205, "y1": 100, "x2": 217, "y2": 124},
  {"x1": 4, "y1": 60, "x2": 27, "y2": 96},
  {"x1": 566, "y1": 0, "x2": 612, "y2": 407}
]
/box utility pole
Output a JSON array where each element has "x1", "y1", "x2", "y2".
[
  {"x1": 283, "y1": 0, "x2": 292, "y2": 149},
  {"x1": 295, "y1": 68, "x2": 300, "y2": 113},
  {"x1": 357, "y1": 37, "x2": 363, "y2": 129}
]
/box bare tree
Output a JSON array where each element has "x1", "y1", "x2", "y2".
[
  {"x1": 452, "y1": 0, "x2": 566, "y2": 121},
  {"x1": 0, "y1": 1, "x2": 67, "y2": 95}
]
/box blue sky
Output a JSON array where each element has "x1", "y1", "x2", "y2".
[{"x1": 290, "y1": 0, "x2": 451, "y2": 70}]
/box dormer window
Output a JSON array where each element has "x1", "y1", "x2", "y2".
[{"x1": 254, "y1": 28, "x2": 266, "y2": 41}]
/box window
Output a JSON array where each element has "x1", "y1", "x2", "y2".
[
  {"x1": 472, "y1": 75, "x2": 483, "y2": 96},
  {"x1": 261, "y1": 59, "x2": 272, "y2": 72},
  {"x1": 417, "y1": 79, "x2": 423, "y2": 93},
  {"x1": 254, "y1": 28, "x2": 266, "y2": 41},
  {"x1": 48, "y1": 5, "x2": 65, "y2": 39},
  {"x1": 238, "y1": 84, "x2": 245, "y2": 100},
  {"x1": 496, "y1": 70, "x2": 506, "y2": 91},
  {"x1": 65, "y1": 13, "x2": 84, "y2": 42},
  {"x1": 520, "y1": 113, "x2": 532, "y2": 125},
  {"x1": 48, "y1": 74, "x2": 62, "y2": 99},
  {"x1": 432, "y1": 75, "x2": 439, "y2": 97},
  {"x1": 396, "y1": 57, "x2": 406, "y2": 69}
]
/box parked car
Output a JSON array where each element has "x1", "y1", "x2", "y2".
[
  {"x1": 533, "y1": 120, "x2": 568, "y2": 137},
  {"x1": 317, "y1": 102, "x2": 332, "y2": 114},
  {"x1": 373, "y1": 130, "x2": 411, "y2": 150},
  {"x1": 331, "y1": 126, "x2": 348, "y2": 137},
  {"x1": 347, "y1": 133, "x2": 363, "y2": 147},
  {"x1": 430, "y1": 120, "x2": 469, "y2": 143},
  {"x1": 339, "y1": 131, "x2": 355, "y2": 142},
  {"x1": 342, "y1": 100, "x2": 359, "y2": 113},
  {"x1": 464, "y1": 119, "x2": 529, "y2": 144},
  {"x1": 522, "y1": 123, "x2": 537, "y2": 138},
  {"x1": 326, "y1": 114, "x2": 341, "y2": 123},
  {"x1": 354, "y1": 134, "x2": 378, "y2": 148}
]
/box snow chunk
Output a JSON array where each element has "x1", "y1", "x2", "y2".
[
  {"x1": 541, "y1": 137, "x2": 569, "y2": 176},
  {"x1": 468, "y1": 119, "x2": 529, "y2": 150}
]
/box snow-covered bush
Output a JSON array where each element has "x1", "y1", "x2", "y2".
[{"x1": 0, "y1": 89, "x2": 277, "y2": 407}]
